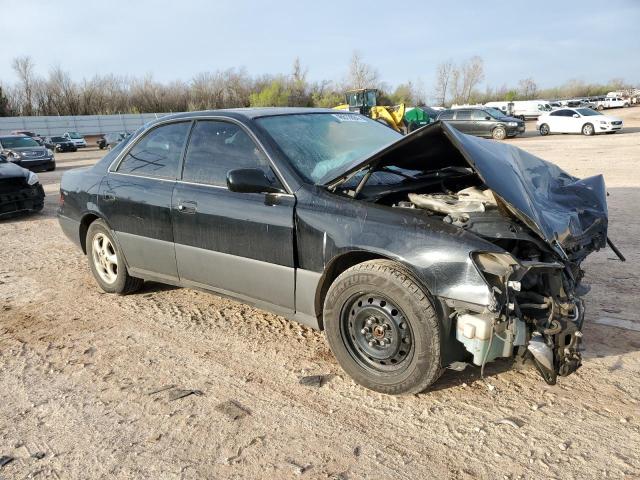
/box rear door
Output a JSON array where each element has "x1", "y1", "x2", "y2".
[
  {"x1": 171, "y1": 119, "x2": 296, "y2": 310},
  {"x1": 451, "y1": 109, "x2": 474, "y2": 134},
  {"x1": 100, "y1": 121, "x2": 191, "y2": 281},
  {"x1": 548, "y1": 109, "x2": 572, "y2": 133}
]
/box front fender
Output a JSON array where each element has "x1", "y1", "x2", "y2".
[{"x1": 296, "y1": 186, "x2": 502, "y2": 309}]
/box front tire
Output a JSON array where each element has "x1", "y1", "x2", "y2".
[
  {"x1": 539, "y1": 123, "x2": 550, "y2": 136},
  {"x1": 323, "y1": 260, "x2": 442, "y2": 395},
  {"x1": 582, "y1": 123, "x2": 594, "y2": 136},
  {"x1": 492, "y1": 126, "x2": 507, "y2": 140},
  {"x1": 86, "y1": 219, "x2": 143, "y2": 294}
]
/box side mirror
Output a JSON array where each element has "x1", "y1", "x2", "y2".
[
  {"x1": 485, "y1": 116, "x2": 491, "y2": 120},
  {"x1": 573, "y1": 114, "x2": 579, "y2": 118},
  {"x1": 227, "y1": 168, "x2": 284, "y2": 194}
]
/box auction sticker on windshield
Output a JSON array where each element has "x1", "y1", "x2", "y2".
[{"x1": 331, "y1": 113, "x2": 367, "y2": 122}]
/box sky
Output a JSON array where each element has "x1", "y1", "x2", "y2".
[{"x1": 1, "y1": 0, "x2": 639, "y2": 94}]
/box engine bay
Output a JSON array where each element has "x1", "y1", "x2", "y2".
[{"x1": 382, "y1": 182, "x2": 587, "y2": 384}]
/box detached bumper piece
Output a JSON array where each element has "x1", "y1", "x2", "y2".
[{"x1": 0, "y1": 181, "x2": 45, "y2": 217}]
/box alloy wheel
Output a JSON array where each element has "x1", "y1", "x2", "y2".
[{"x1": 92, "y1": 233, "x2": 118, "y2": 284}]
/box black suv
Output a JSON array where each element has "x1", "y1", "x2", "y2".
[
  {"x1": 46, "y1": 136, "x2": 78, "y2": 153},
  {"x1": 437, "y1": 108, "x2": 525, "y2": 140}
]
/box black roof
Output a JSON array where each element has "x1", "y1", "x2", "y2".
[{"x1": 162, "y1": 107, "x2": 342, "y2": 122}]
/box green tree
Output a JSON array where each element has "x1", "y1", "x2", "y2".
[{"x1": 249, "y1": 79, "x2": 291, "y2": 107}]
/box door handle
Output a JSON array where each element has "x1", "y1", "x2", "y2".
[{"x1": 176, "y1": 200, "x2": 197, "y2": 214}]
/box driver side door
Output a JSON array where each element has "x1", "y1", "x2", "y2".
[{"x1": 171, "y1": 119, "x2": 296, "y2": 311}]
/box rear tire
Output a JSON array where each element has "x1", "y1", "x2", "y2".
[
  {"x1": 539, "y1": 124, "x2": 550, "y2": 136},
  {"x1": 86, "y1": 219, "x2": 143, "y2": 295},
  {"x1": 323, "y1": 260, "x2": 442, "y2": 395},
  {"x1": 492, "y1": 126, "x2": 507, "y2": 140},
  {"x1": 582, "y1": 123, "x2": 594, "y2": 136}
]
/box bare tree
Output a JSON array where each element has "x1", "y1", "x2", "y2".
[
  {"x1": 12, "y1": 56, "x2": 36, "y2": 115},
  {"x1": 450, "y1": 67, "x2": 462, "y2": 105},
  {"x1": 461, "y1": 56, "x2": 484, "y2": 103},
  {"x1": 434, "y1": 60, "x2": 454, "y2": 106},
  {"x1": 290, "y1": 57, "x2": 311, "y2": 106},
  {"x1": 47, "y1": 66, "x2": 81, "y2": 115},
  {"x1": 518, "y1": 78, "x2": 538, "y2": 99},
  {"x1": 346, "y1": 51, "x2": 379, "y2": 90}
]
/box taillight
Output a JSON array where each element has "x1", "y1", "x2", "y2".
[{"x1": 59, "y1": 192, "x2": 65, "y2": 207}]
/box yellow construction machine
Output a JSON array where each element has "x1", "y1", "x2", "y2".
[{"x1": 334, "y1": 88, "x2": 406, "y2": 133}]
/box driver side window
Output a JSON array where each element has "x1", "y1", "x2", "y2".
[{"x1": 181, "y1": 120, "x2": 280, "y2": 188}]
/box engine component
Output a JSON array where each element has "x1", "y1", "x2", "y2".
[
  {"x1": 528, "y1": 335, "x2": 554, "y2": 371},
  {"x1": 455, "y1": 313, "x2": 505, "y2": 365},
  {"x1": 408, "y1": 187, "x2": 497, "y2": 216}
]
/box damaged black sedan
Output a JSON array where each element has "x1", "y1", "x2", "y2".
[
  {"x1": 58, "y1": 108, "x2": 619, "y2": 394},
  {"x1": 0, "y1": 154, "x2": 45, "y2": 217}
]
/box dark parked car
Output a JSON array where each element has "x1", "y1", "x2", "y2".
[
  {"x1": 58, "y1": 108, "x2": 614, "y2": 394},
  {"x1": 10, "y1": 130, "x2": 47, "y2": 146},
  {"x1": 0, "y1": 135, "x2": 56, "y2": 172},
  {"x1": 437, "y1": 107, "x2": 525, "y2": 140},
  {"x1": 46, "y1": 136, "x2": 78, "y2": 153},
  {"x1": 97, "y1": 132, "x2": 130, "y2": 150},
  {"x1": 0, "y1": 154, "x2": 45, "y2": 217}
]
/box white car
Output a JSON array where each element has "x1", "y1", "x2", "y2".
[
  {"x1": 537, "y1": 108, "x2": 623, "y2": 136},
  {"x1": 63, "y1": 131, "x2": 87, "y2": 148},
  {"x1": 596, "y1": 97, "x2": 629, "y2": 110}
]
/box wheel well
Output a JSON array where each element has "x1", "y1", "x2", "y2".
[
  {"x1": 79, "y1": 213, "x2": 100, "y2": 254},
  {"x1": 314, "y1": 251, "x2": 393, "y2": 330}
]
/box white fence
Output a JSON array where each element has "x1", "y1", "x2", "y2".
[{"x1": 0, "y1": 113, "x2": 174, "y2": 136}]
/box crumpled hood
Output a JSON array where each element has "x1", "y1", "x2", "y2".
[
  {"x1": 322, "y1": 121, "x2": 608, "y2": 255},
  {"x1": 0, "y1": 160, "x2": 31, "y2": 180}
]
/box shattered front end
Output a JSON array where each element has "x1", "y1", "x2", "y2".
[{"x1": 467, "y1": 251, "x2": 586, "y2": 384}]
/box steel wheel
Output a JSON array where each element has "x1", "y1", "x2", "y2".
[
  {"x1": 91, "y1": 232, "x2": 118, "y2": 284},
  {"x1": 341, "y1": 293, "x2": 414, "y2": 373}
]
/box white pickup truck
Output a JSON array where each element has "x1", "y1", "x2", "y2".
[{"x1": 596, "y1": 97, "x2": 630, "y2": 110}]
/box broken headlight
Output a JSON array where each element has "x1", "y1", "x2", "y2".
[{"x1": 472, "y1": 252, "x2": 519, "y2": 278}]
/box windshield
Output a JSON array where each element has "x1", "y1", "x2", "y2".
[
  {"x1": 576, "y1": 108, "x2": 601, "y2": 116},
  {"x1": 0, "y1": 136, "x2": 40, "y2": 148},
  {"x1": 257, "y1": 113, "x2": 401, "y2": 183},
  {"x1": 51, "y1": 136, "x2": 66, "y2": 142},
  {"x1": 67, "y1": 132, "x2": 83, "y2": 139}
]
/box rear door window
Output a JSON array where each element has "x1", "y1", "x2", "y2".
[
  {"x1": 471, "y1": 110, "x2": 489, "y2": 120},
  {"x1": 454, "y1": 110, "x2": 472, "y2": 120},
  {"x1": 181, "y1": 120, "x2": 279, "y2": 188},
  {"x1": 116, "y1": 122, "x2": 190, "y2": 179}
]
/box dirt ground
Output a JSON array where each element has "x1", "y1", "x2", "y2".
[{"x1": 1, "y1": 108, "x2": 639, "y2": 480}]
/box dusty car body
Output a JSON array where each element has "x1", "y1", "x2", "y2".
[
  {"x1": 57, "y1": 108, "x2": 615, "y2": 394},
  {"x1": 0, "y1": 155, "x2": 45, "y2": 217}
]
